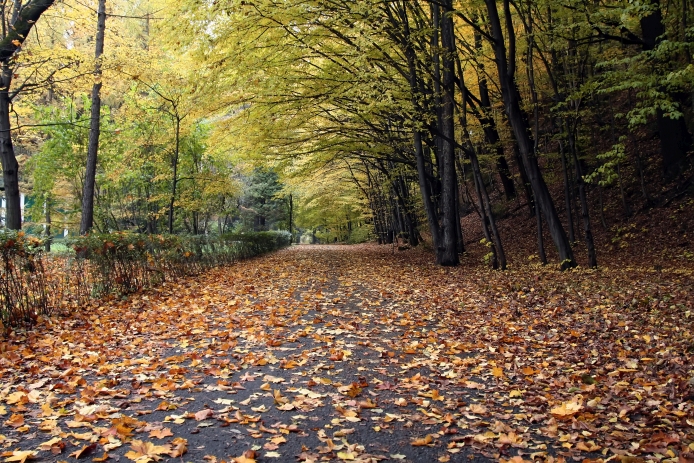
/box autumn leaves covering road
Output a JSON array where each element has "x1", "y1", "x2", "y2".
[{"x1": 1, "y1": 244, "x2": 694, "y2": 463}]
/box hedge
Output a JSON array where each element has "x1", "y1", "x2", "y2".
[{"x1": 0, "y1": 230, "x2": 292, "y2": 333}]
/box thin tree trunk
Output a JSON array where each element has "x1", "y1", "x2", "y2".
[
  {"x1": 167, "y1": 116, "x2": 180, "y2": 234},
  {"x1": 559, "y1": 139, "x2": 575, "y2": 242},
  {"x1": 289, "y1": 193, "x2": 293, "y2": 238},
  {"x1": 472, "y1": 30, "x2": 516, "y2": 200},
  {"x1": 399, "y1": 3, "x2": 442, "y2": 255},
  {"x1": 44, "y1": 196, "x2": 52, "y2": 252},
  {"x1": 483, "y1": 0, "x2": 575, "y2": 268},
  {"x1": 438, "y1": 0, "x2": 459, "y2": 266},
  {"x1": 472, "y1": 161, "x2": 498, "y2": 269},
  {"x1": 0, "y1": 64, "x2": 20, "y2": 230},
  {"x1": 535, "y1": 200, "x2": 547, "y2": 264},
  {"x1": 566, "y1": 119, "x2": 598, "y2": 266},
  {"x1": 80, "y1": 0, "x2": 106, "y2": 235},
  {"x1": 471, "y1": 149, "x2": 507, "y2": 269}
]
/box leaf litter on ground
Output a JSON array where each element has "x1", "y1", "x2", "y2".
[{"x1": 0, "y1": 244, "x2": 692, "y2": 463}]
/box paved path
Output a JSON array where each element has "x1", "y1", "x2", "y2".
[{"x1": 2, "y1": 245, "x2": 692, "y2": 463}]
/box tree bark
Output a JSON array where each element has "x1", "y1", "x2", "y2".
[
  {"x1": 0, "y1": 0, "x2": 55, "y2": 61},
  {"x1": 0, "y1": 63, "x2": 19, "y2": 229},
  {"x1": 397, "y1": 2, "x2": 442, "y2": 256},
  {"x1": 483, "y1": 0, "x2": 576, "y2": 268},
  {"x1": 438, "y1": 0, "x2": 459, "y2": 266},
  {"x1": 80, "y1": 0, "x2": 106, "y2": 235},
  {"x1": 0, "y1": 0, "x2": 56, "y2": 230},
  {"x1": 472, "y1": 31, "x2": 516, "y2": 200},
  {"x1": 168, "y1": 116, "x2": 181, "y2": 234}
]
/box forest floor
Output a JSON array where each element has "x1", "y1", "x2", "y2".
[{"x1": 1, "y1": 244, "x2": 693, "y2": 463}]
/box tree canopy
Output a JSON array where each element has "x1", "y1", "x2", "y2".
[{"x1": 0, "y1": 0, "x2": 692, "y2": 267}]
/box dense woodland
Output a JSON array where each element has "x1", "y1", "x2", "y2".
[{"x1": 0, "y1": 0, "x2": 693, "y2": 268}]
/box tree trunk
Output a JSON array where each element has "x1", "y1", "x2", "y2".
[
  {"x1": 471, "y1": 149, "x2": 506, "y2": 269},
  {"x1": 168, "y1": 116, "x2": 181, "y2": 234},
  {"x1": 473, "y1": 31, "x2": 517, "y2": 200},
  {"x1": 483, "y1": 0, "x2": 576, "y2": 268},
  {"x1": 400, "y1": 6, "x2": 442, "y2": 255},
  {"x1": 559, "y1": 138, "x2": 576, "y2": 243},
  {"x1": 0, "y1": 64, "x2": 20, "y2": 230},
  {"x1": 438, "y1": 0, "x2": 459, "y2": 266},
  {"x1": 45, "y1": 196, "x2": 52, "y2": 252},
  {"x1": 288, "y1": 193, "x2": 293, "y2": 238},
  {"x1": 80, "y1": 0, "x2": 106, "y2": 235},
  {"x1": 566, "y1": 122, "x2": 598, "y2": 267}
]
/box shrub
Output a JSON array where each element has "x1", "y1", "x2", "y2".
[
  {"x1": 0, "y1": 231, "x2": 54, "y2": 330},
  {"x1": 69, "y1": 231, "x2": 293, "y2": 298},
  {"x1": 0, "y1": 230, "x2": 291, "y2": 333}
]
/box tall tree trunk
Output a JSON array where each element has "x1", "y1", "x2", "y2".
[
  {"x1": 288, "y1": 193, "x2": 293, "y2": 238},
  {"x1": 0, "y1": 0, "x2": 56, "y2": 230},
  {"x1": 44, "y1": 195, "x2": 52, "y2": 252},
  {"x1": 471, "y1": 149, "x2": 507, "y2": 269},
  {"x1": 80, "y1": 0, "x2": 106, "y2": 235},
  {"x1": 559, "y1": 139, "x2": 576, "y2": 242},
  {"x1": 168, "y1": 116, "x2": 181, "y2": 234},
  {"x1": 398, "y1": 2, "x2": 442, "y2": 255},
  {"x1": 483, "y1": 0, "x2": 576, "y2": 268},
  {"x1": 438, "y1": 0, "x2": 459, "y2": 266},
  {"x1": 0, "y1": 64, "x2": 20, "y2": 230},
  {"x1": 566, "y1": 120, "x2": 598, "y2": 267},
  {"x1": 472, "y1": 31, "x2": 517, "y2": 200}
]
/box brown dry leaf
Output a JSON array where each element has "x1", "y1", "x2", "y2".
[
  {"x1": 500, "y1": 457, "x2": 531, "y2": 463},
  {"x1": 37, "y1": 437, "x2": 62, "y2": 451},
  {"x1": 575, "y1": 441, "x2": 601, "y2": 452},
  {"x1": 167, "y1": 437, "x2": 187, "y2": 457},
  {"x1": 358, "y1": 398, "x2": 377, "y2": 409},
  {"x1": 92, "y1": 453, "x2": 110, "y2": 462},
  {"x1": 4, "y1": 414, "x2": 24, "y2": 428},
  {"x1": 234, "y1": 450, "x2": 257, "y2": 463},
  {"x1": 148, "y1": 428, "x2": 173, "y2": 439},
  {"x1": 469, "y1": 404, "x2": 487, "y2": 415},
  {"x1": 124, "y1": 440, "x2": 171, "y2": 462},
  {"x1": 68, "y1": 443, "x2": 96, "y2": 459},
  {"x1": 194, "y1": 409, "x2": 214, "y2": 421},
  {"x1": 411, "y1": 434, "x2": 434, "y2": 446}
]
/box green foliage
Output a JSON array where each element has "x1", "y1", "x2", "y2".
[
  {"x1": 346, "y1": 225, "x2": 374, "y2": 244},
  {"x1": 237, "y1": 168, "x2": 288, "y2": 232},
  {"x1": 26, "y1": 96, "x2": 122, "y2": 229},
  {"x1": 584, "y1": 142, "x2": 627, "y2": 186}
]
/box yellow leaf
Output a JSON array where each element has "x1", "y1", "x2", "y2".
[
  {"x1": 3, "y1": 451, "x2": 37, "y2": 463},
  {"x1": 149, "y1": 428, "x2": 173, "y2": 439},
  {"x1": 551, "y1": 397, "x2": 584, "y2": 417},
  {"x1": 124, "y1": 440, "x2": 171, "y2": 462},
  {"x1": 492, "y1": 367, "x2": 504, "y2": 377},
  {"x1": 522, "y1": 366, "x2": 535, "y2": 375}
]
